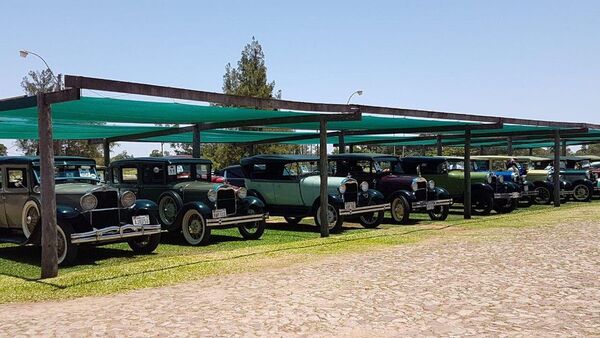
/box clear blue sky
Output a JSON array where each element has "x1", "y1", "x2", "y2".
[{"x1": 1, "y1": 0, "x2": 599, "y2": 155}]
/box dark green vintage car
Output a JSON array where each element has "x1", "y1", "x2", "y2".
[
  {"x1": 530, "y1": 157, "x2": 595, "y2": 202},
  {"x1": 108, "y1": 157, "x2": 268, "y2": 245},
  {"x1": 0, "y1": 156, "x2": 162, "y2": 265}
]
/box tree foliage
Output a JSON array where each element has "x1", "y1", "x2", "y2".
[
  {"x1": 111, "y1": 151, "x2": 134, "y2": 162},
  {"x1": 0, "y1": 144, "x2": 7, "y2": 156}
]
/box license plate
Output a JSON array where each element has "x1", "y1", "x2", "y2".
[
  {"x1": 132, "y1": 215, "x2": 150, "y2": 225},
  {"x1": 344, "y1": 202, "x2": 356, "y2": 210},
  {"x1": 212, "y1": 208, "x2": 227, "y2": 219},
  {"x1": 426, "y1": 201, "x2": 435, "y2": 210}
]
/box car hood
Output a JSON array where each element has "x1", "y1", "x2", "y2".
[
  {"x1": 300, "y1": 175, "x2": 350, "y2": 193},
  {"x1": 54, "y1": 182, "x2": 114, "y2": 195},
  {"x1": 380, "y1": 174, "x2": 418, "y2": 184},
  {"x1": 171, "y1": 180, "x2": 218, "y2": 192}
]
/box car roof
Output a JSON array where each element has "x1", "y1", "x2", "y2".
[
  {"x1": 240, "y1": 154, "x2": 319, "y2": 166},
  {"x1": 111, "y1": 156, "x2": 212, "y2": 166},
  {"x1": 401, "y1": 156, "x2": 451, "y2": 162},
  {"x1": 471, "y1": 155, "x2": 515, "y2": 161},
  {"x1": 329, "y1": 153, "x2": 399, "y2": 162},
  {"x1": 514, "y1": 156, "x2": 552, "y2": 162},
  {"x1": 0, "y1": 156, "x2": 95, "y2": 165}
]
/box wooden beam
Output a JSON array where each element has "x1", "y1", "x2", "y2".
[
  {"x1": 561, "y1": 140, "x2": 567, "y2": 156},
  {"x1": 192, "y1": 124, "x2": 201, "y2": 158},
  {"x1": 464, "y1": 129, "x2": 472, "y2": 220},
  {"x1": 103, "y1": 139, "x2": 110, "y2": 166},
  {"x1": 341, "y1": 122, "x2": 504, "y2": 137},
  {"x1": 436, "y1": 135, "x2": 443, "y2": 156},
  {"x1": 507, "y1": 137, "x2": 513, "y2": 156},
  {"x1": 38, "y1": 93, "x2": 58, "y2": 279},
  {"x1": 318, "y1": 117, "x2": 329, "y2": 238},
  {"x1": 338, "y1": 133, "x2": 346, "y2": 154},
  {"x1": 247, "y1": 131, "x2": 340, "y2": 146},
  {"x1": 554, "y1": 130, "x2": 561, "y2": 207}
]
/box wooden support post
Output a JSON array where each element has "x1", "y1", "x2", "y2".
[
  {"x1": 338, "y1": 133, "x2": 346, "y2": 154},
  {"x1": 554, "y1": 130, "x2": 561, "y2": 207},
  {"x1": 248, "y1": 144, "x2": 255, "y2": 156},
  {"x1": 529, "y1": 148, "x2": 533, "y2": 156},
  {"x1": 38, "y1": 93, "x2": 58, "y2": 279},
  {"x1": 561, "y1": 140, "x2": 567, "y2": 156},
  {"x1": 319, "y1": 117, "x2": 329, "y2": 238},
  {"x1": 192, "y1": 124, "x2": 201, "y2": 158},
  {"x1": 479, "y1": 146, "x2": 485, "y2": 156},
  {"x1": 507, "y1": 137, "x2": 513, "y2": 156},
  {"x1": 464, "y1": 129, "x2": 472, "y2": 219},
  {"x1": 436, "y1": 135, "x2": 443, "y2": 156},
  {"x1": 349, "y1": 144, "x2": 354, "y2": 153},
  {"x1": 103, "y1": 139, "x2": 110, "y2": 166}
]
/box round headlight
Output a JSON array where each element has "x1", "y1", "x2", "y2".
[
  {"x1": 428, "y1": 180, "x2": 435, "y2": 190},
  {"x1": 511, "y1": 172, "x2": 517, "y2": 182},
  {"x1": 120, "y1": 191, "x2": 136, "y2": 208},
  {"x1": 360, "y1": 181, "x2": 369, "y2": 192},
  {"x1": 80, "y1": 193, "x2": 98, "y2": 211},
  {"x1": 338, "y1": 184, "x2": 346, "y2": 194},
  {"x1": 237, "y1": 187, "x2": 247, "y2": 199},
  {"x1": 411, "y1": 179, "x2": 419, "y2": 191},
  {"x1": 498, "y1": 175, "x2": 504, "y2": 184},
  {"x1": 207, "y1": 188, "x2": 217, "y2": 202},
  {"x1": 487, "y1": 173, "x2": 493, "y2": 184}
]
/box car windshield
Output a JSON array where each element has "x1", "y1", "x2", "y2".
[
  {"x1": 167, "y1": 163, "x2": 212, "y2": 182},
  {"x1": 376, "y1": 160, "x2": 404, "y2": 174},
  {"x1": 34, "y1": 164, "x2": 100, "y2": 184},
  {"x1": 447, "y1": 160, "x2": 465, "y2": 171}
]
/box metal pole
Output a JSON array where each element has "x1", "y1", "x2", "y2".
[
  {"x1": 38, "y1": 93, "x2": 58, "y2": 279},
  {"x1": 561, "y1": 140, "x2": 567, "y2": 156},
  {"x1": 192, "y1": 124, "x2": 201, "y2": 158},
  {"x1": 464, "y1": 129, "x2": 472, "y2": 219},
  {"x1": 338, "y1": 132, "x2": 346, "y2": 154},
  {"x1": 507, "y1": 137, "x2": 513, "y2": 156},
  {"x1": 554, "y1": 130, "x2": 561, "y2": 207},
  {"x1": 103, "y1": 139, "x2": 110, "y2": 166},
  {"x1": 436, "y1": 135, "x2": 443, "y2": 156},
  {"x1": 319, "y1": 117, "x2": 329, "y2": 238}
]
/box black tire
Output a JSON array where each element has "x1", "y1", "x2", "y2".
[
  {"x1": 284, "y1": 216, "x2": 302, "y2": 225},
  {"x1": 358, "y1": 202, "x2": 384, "y2": 229},
  {"x1": 390, "y1": 196, "x2": 411, "y2": 224},
  {"x1": 472, "y1": 193, "x2": 494, "y2": 215},
  {"x1": 534, "y1": 186, "x2": 552, "y2": 205},
  {"x1": 428, "y1": 205, "x2": 450, "y2": 221},
  {"x1": 128, "y1": 233, "x2": 161, "y2": 254},
  {"x1": 518, "y1": 197, "x2": 534, "y2": 208},
  {"x1": 572, "y1": 184, "x2": 592, "y2": 202},
  {"x1": 181, "y1": 209, "x2": 211, "y2": 245},
  {"x1": 238, "y1": 206, "x2": 265, "y2": 240},
  {"x1": 57, "y1": 223, "x2": 78, "y2": 266},
  {"x1": 493, "y1": 198, "x2": 517, "y2": 214},
  {"x1": 314, "y1": 203, "x2": 343, "y2": 233},
  {"x1": 157, "y1": 193, "x2": 182, "y2": 228}
]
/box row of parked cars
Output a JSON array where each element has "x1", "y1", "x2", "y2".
[{"x1": 0, "y1": 154, "x2": 598, "y2": 265}]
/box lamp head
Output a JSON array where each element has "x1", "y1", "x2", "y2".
[
  {"x1": 356, "y1": 90, "x2": 363, "y2": 96},
  {"x1": 19, "y1": 50, "x2": 29, "y2": 58}
]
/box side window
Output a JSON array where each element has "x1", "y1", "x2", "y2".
[
  {"x1": 196, "y1": 164, "x2": 210, "y2": 180},
  {"x1": 121, "y1": 166, "x2": 138, "y2": 183},
  {"x1": 491, "y1": 161, "x2": 505, "y2": 171},
  {"x1": 141, "y1": 164, "x2": 164, "y2": 184},
  {"x1": 112, "y1": 167, "x2": 120, "y2": 184},
  {"x1": 7, "y1": 168, "x2": 27, "y2": 189},
  {"x1": 227, "y1": 167, "x2": 243, "y2": 178},
  {"x1": 282, "y1": 162, "x2": 299, "y2": 179}
]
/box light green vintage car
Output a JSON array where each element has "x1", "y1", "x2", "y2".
[{"x1": 240, "y1": 155, "x2": 390, "y2": 233}]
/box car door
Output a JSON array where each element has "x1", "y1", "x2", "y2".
[
  {"x1": 3, "y1": 166, "x2": 31, "y2": 228},
  {"x1": 138, "y1": 163, "x2": 167, "y2": 201},
  {"x1": 245, "y1": 164, "x2": 275, "y2": 204},
  {"x1": 271, "y1": 162, "x2": 303, "y2": 206}
]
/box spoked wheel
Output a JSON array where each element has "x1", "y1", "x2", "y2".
[
  {"x1": 358, "y1": 202, "x2": 384, "y2": 229},
  {"x1": 428, "y1": 205, "x2": 449, "y2": 221},
  {"x1": 493, "y1": 198, "x2": 517, "y2": 214},
  {"x1": 284, "y1": 216, "x2": 302, "y2": 225},
  {"x1": 472, "y1": 193, "x2": 494, "y2": 215},
  {"x1": 57, "y1": 223, "x2": 78, "y2": 266},
  {"x1": 21, "y1": 200, "x2": 40, "y2": 238},
  {"x1": 181, "y1": 209, "x2": 211, "y2": 245},
  {"x1": 572, "y1": 184, "x2": 592, "y2": 202},
  {"x1": 314, "y1": 203, "x2": 343, "y2": 233},
  {"x1": 534, "y1": 187, "x2": 551, "y2": 205},
  {"x1": 158, "y1": 195, "x2": 180, "y2": 227},
  {"x1": 390, "y1": 196, "x2": 410, "y2": 224},
  {"x1": 238, "y1": 207, "x2": 265, "y2": 240}
]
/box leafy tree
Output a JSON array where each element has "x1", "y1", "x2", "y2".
[
  {"x1": 0, "y1": 143, "x2": 7, "y2": 156},
  {"x1": 173, "y1": 37, "x2": 301, "y2": 169},
  {"x1": 150, "y1": 149, "x2": 170, "y2": 157},
  {"x1": 18, "y1": 69, "x2": 108, "y2": 158},
  {"x1": 111, "y1": 151, "x2": 133, "y2": 162}
]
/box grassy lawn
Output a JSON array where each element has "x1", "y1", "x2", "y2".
[{"x1": 0, "y1": 200, "x2": 599, "y2": 304}]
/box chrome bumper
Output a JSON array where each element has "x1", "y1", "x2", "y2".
[
  {"x1": 561, "y1": 190, "x2": 574, "y2": 196},
  {"x1": 411, "y1": 198, "x2": 453, "y2": 210},
  {"x1": 594, "y1": 187, "x2": 600, "y2": 192},
  {"x1": 521, "y1": 190, "x2": 539, "y2": 197},
  {"x1": 494, "y1": 192, "x2": 521, "y2": 199},
  {"x1": 339, "y1": 203, "x2": 390, "y2": 216},
  {"x1": 71, "y1": 223, "x2": 162, "y2": 244},
  {"x1": 206, "y1": 213, "x2": 268, "y2": 227}
]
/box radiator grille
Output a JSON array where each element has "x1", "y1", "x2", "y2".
[
  {"x1": 93, "y1": 191, "x2": 119, "y2": 208},
  {"x1": 217, "y1": 188, "x2": 236, "y2": 215},
  {"x1": 90, "y1": 210, "x2": 120, "y2": 227},
  {"x1": 344, "y1": 182, "x2": 358, "y2": 202}
]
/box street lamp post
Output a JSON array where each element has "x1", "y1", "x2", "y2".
[
  {"x1": 346, "y1": 90, "x2": 363, "y2": 105},
  {"x1": 19, "y1": 50, "x2": 61, "y2": 89}
]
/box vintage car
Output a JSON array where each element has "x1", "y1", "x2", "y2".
[
  {"x1": 327, "y1": 153, "x2": 452, "y2": 224},
  {"x1": 471, "y1": 155, "x2": 537, "y2": 207},
  {"x1": 528, "y1": 156, "x2": 595, "y2": 202},
  {"x1": 590, "y1": 161, "x2": 600, "y2": 195},
  {"x1": 213, "y1": 165, "x2": 246, "y2": 187},
  {"x1": 400, "y1": 156, "x2": 520, "y2": 214},
  {"x1": 240, "y1": 155, "x2": 390, "y2": 233},
  {"x1": 0, "y1": 156, "x2": 162, "y2": 265},
  {"x1": 107, "y1": 157, "x2": 268, "y2": 245},
  {"x1": 515, "y1": 156, "x2": 572, "y2": 204}
]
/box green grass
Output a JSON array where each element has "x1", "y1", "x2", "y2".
[{"x1": 0, "y1": 200, "x2": 599, "y2": 304}]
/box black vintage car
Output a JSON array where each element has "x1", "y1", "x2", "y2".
[
  {"x1": 531, "y1": 157, "x2": 595, "y2": 202},
  {"x1": 328, "y1": 153, "x2": 452, "y2": 223},
  {"x1": 0, "y1": 156, "x2": 161, "y2": 265},
  {"x1": 213, "y1": 165, "x2": 246, "y2": 187},
  {"x1": 241, "y1": 155, "x2": 390, "y2": 233},
  {"x1": 107, "y1": 157, "x2": 268, "y2": 245}
]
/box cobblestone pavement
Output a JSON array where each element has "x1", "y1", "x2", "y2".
[{"x1": 1, "y1": 222, "x2": 599, "y2": 337}]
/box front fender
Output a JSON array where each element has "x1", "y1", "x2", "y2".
[
  {"x1": 177, "y1": 201, "x2": 213, "y2": 224},
  {"x1": 472, "y1": 183, "x2": 494, "y2": 196},
  {"x1": 57, "y1": 205, "x2": 81, "y2": 220},
  {"x1": 240, "y1": 196, "x2": 265, "y2": 209},
  {"x1": 132, "y1": 199, "x2": 158, "y2": 212},
  {"x1": 387, "y1": 190, "x2": 416, "y2": 203},
  {"x1": 364, "y1": 188, "x2": 385, "y2": 202},
  {"x1": 433, "y1": 187, "x2": 451, "y2": 200}
]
